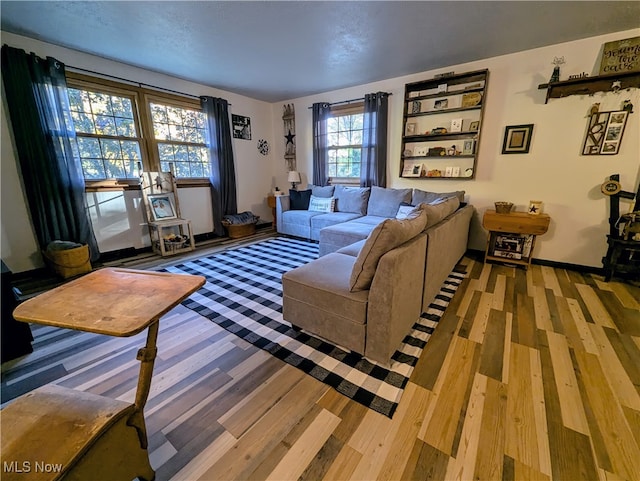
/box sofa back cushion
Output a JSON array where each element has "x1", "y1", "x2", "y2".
[
  {"x1": 423, "y1": 196, "x2": 460, "y2": 228},
  {"x1": 334, "y1": 185, "x2": 370, "y2": 215},
  {"x1": 308, "y1": 195, "x2": 336, "y2": 212},
  {"x1": 349, "y1": 206, "x2": 427, "y2": 291},
  {"x1": 308, "y1": 184, "x2": 335, "y2": 198},
  {"x1": 289, "y1": 189, "x2": 311, "y2": 210},
  {"x1": 367, "y1": 186, "x2": 412, "y2": 218},
  {"x1": 412, "y1": 188, "x2": 465, "y2": 205}
]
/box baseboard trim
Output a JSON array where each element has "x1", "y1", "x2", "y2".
[{"x1": 465, "y1": 249, "x2": 603, "y2": 275}]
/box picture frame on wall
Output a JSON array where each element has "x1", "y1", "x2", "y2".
[
  {"x1": 582, "y1": 110, "x2": 628, "y2": 155},
  {"x1": 502, "y1": 124, "x2": 534, "y2": 154}
]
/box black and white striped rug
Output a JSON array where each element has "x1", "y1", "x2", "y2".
[{"x1": 165, "y1": 237, "x2": 465, "y2": 418}]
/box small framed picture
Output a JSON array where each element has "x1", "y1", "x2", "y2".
[
  {"x1": 450, "y1": 118, "x2": 463, "y2": 132},
  {"x1": 402, "y1": 162, "x2": 422, "y2": 177},
  {"x1": 469, "y1": 120, "x2": 479, "y2": 131},
  {"x1": 147, "y1": 193, "x2": 177, "y2": 221},
  {"x1": 502, "y1": 124, "x2": 534, "y2": 154},
  {"x1": 405, "y1": 122, "x2": 417, "y2": 136},
  {"x1": 437, "y1": 84, "x2": 448, "y2": 93},
  {"x1": 411, "y1": 100, "x2": 422, "y2": 114},
  {"x1": 414, "y1": 146, "x2": 428, "y2": 157},
  {"x1": 434, "y1": 99, "x2": 449, "y2": 110},
  {"x1": 462, "y1": 139, "x2": 476, "y2": 155}
]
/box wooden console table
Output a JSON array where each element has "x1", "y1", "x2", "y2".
[
  {"x1": 2, "y1": 268, "x2": 205, "y2": 481},
  {"x1": 483, "y1": 210, "x2": 551, "y2": 269}
]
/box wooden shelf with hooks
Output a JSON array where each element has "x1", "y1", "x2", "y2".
[{"x1": 538, "y1": 71, "x2": 640, "y2": 103}]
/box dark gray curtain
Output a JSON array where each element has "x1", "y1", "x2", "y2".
[
  {"x1": 200, "y1": 96, "x2": 237, "y2": 236},
  {"x1": 1, "y1": 45, "x2": 99, "y2": 260},
  {"x1": 360, "y1": 92, "x2": 389, "y2": 187},
  {"x1": 312, "y1": 102, "x2": 331, "y2": 186}
]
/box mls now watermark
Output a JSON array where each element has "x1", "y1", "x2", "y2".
[{"x1": 4, "y1": 461, "x2": 63, "y2": 474}]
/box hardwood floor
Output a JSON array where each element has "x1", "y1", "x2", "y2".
[{"x1": 2, "y1": 252, "x2": 639, "y2": 481}]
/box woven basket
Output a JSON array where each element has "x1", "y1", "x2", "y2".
[
  {"x1": 223, "y1": 222, "x2": 256, "y2": 239},
  {"x1": 43, "y1": 244, "x2": 92, "y2": 279},
  {"x1": 495, "y1": 202, "x2": 514, "y2": 214}
]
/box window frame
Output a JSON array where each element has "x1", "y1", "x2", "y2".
[
  {"x1": 66, "y1": 72, "x2": 210, "y2": 190},
  {"x1": 326, "y1": 102, "x2": 364, "y2": 184}
]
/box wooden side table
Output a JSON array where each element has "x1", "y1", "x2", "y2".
[
  {"x1": 267, "y1": 195, "x2": 277, "y2": 228},
  {"x1": 482, "y1": 210, "x2": 551, "y2": 269},
  {"x1": 4, "y1": 268, "x2": 205, "y2": 481}
]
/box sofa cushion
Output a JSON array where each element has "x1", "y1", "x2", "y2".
[
  {"x1": 283, "y1": 252, "x2": 369, "y2": 325},
  {"x1": 334, "y1": 185, "x2": 370, "y2": 215},
  {"x1": 289, "y1": 189, "x2": 311, "y2": 210},
  {"x1": 350, "y1": 215, "x2": 388, "y2": 227},
  {"x1": 308, "y1": 184, "x2": 335, "y2": 198},
  {"x1": 412, "y1": 188, "x2": 465, "y2": 205},
  {"x1": 311, "y1": 212, "x2": 363, "y2": 241},
  {"x1": 423, "y1": 196, "x2": 460, "y2": 228},
  {"x1": 308, "y1": 195, "x2": 336, "y2": 212},
  {"x1": 336, "y1": 239, "x2": 366, "y2": 257},
  {"x1": 281, "y1": 209, "x2": 325, "y2": 226},
  {"x1": 349, "y1": 207, "x2": 427, "y2": 291},
  {"x1": 367, "y1": 186, "x2": 412, "y2": 218},
  {"x1": 319, "y1": 220, "x2": 378, "y2": 255}
]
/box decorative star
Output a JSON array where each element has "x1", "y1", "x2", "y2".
[
  {"x1": 529, "y1": 204, "x2": 539, "y2": 214},
  {"x1": 285, "y1": 129, "x2": 296, "y2": 146}
]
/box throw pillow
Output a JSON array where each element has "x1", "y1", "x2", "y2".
[
  {"x1": 308, "y1": 195, "x2": 336, "y2": 212},
  {"x1": 308, "y1": 185, "x2": 335, "y2": 198},
  {"x1": 367, "y1": 186, "x2": 413, "y2": 218},
  {"x1": 423, "y1": 196, "x2": 460, "y2": 228},
  {"x1": 349, "y1": 207, "x2": 427, "y2": 291},
  {"x1": 396, "y1": 202, "x2": 419, "y2": 220},
  {"x1": 289, "y1": 189, "x2": 311, "y2": 210},
  {"x1": 334, "y1": 185, "x2": 370, "y2": 215}
]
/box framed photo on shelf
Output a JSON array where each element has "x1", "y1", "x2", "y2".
[
  {"x1": 462, "y1": 139, "x2": 476, "y2": 155},
  {"x1": 405, "y1": 122, "x2": 417, "y2": 136},
  {"x1": 414, "y1": 146, "x2": 428, "y2": 157},
  {"x1": 147, "y1": 193, "x2": 177, "y2": 221},
  {"x1": 469, "y1": 120, "x2": 479, "y2": 131},
  {"x1": 502, "y1": 124, "x2": 534, "y2": 154},
  {"x1": 434, "y1": 99, "x2": 449, "y2": 110},
  {"x1": 450, "y1": 118, "x2": 463, "y2": 132},
  {"x1": 402, "y1": 162, "x2": 422, "y2": 177}
]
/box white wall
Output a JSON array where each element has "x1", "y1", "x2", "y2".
[
  {"x1": 1, "y1": 31, "x2": 279, "y2": 272},
  {"x1": 3, "y1": 29, "x2": 639, "y2": 272},
  {"x1": 272, "y1": 29, "x2": 640, "y2": 268}
]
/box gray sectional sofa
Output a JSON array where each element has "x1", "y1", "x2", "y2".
[{"x1": 279, "y1": 184, "x2": 473, "y2": 364}]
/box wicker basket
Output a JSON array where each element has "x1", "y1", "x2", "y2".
[
  {"x1": 43, "y1": 244, "x2": 92, "y2": 279},
  {"x1": 223, "y1": 222, "x2": 256, "y2": 239},
  {"x1": 495, "y1": 202, "x2": 514, "y2": 214}
]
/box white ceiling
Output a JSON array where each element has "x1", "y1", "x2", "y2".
[{"x1": 2, "y1": 1, "x2": 639, "y2": 102}]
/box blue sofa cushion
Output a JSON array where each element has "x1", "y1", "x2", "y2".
[
  {"x1": 290, "y1": 189, "x2": 311, "y2": 210},
  {"x1": 367, "y1": 186, "x2": 412, "y2": 218},
  {"x1": 308, "y1": 185, "x2": 335, "y2": 198},
  {"x1": 334, "y1": 185, "x2": 370, "y2": 215}
]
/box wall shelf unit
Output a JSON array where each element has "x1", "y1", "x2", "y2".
[
  {"x1": 538, "y1": 71, "x2": 640, "y2": 103},
  {"x1": 400, "y1": 69, "x2": 489, "y2": 180}
]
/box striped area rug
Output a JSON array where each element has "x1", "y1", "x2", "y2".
[{"x1": 166, "y1": 237, "x2": 465, "y2": 418}]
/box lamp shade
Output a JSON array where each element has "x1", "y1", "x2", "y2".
[{"x1": 287, "y1": 171, "x2": 301, "y2": 183}]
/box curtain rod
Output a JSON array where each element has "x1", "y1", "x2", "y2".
[
  {"x1": 307, "y1": 92, "x2": 392, "y2": 109},
  {"x1": 66, "y1": 65, "x2": 214, "y2": 102}
]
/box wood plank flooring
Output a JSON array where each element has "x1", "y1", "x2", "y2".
[{"x1": 2, "y1": 254, "x2": 639, "y2": 481}]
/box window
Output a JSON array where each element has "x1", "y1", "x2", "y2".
[
  {"x1": 68, "y1": 87, "x2": 142, "y2": 179},
  {"x1": 66, "y1": 73, "x2": 209, "y2": 182},
  {"x1": 326, "y1": 104, "x2": 364, "y2": 180},
  {"x1": 149, "y1": 101, "x2": 209, "y2": 178}
]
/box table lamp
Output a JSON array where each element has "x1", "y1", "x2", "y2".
[{"x1": 288, "y1": 170, "x2": 301, "y2": 189}]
